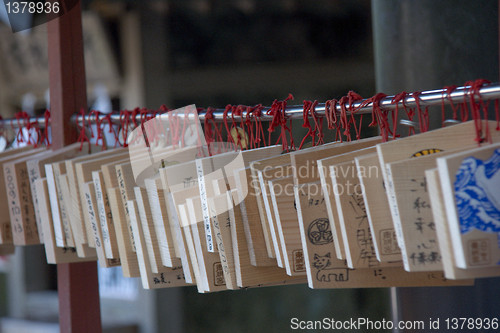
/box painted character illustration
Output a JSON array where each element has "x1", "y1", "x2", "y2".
[
  {"x1": 312, "y1": 253, "x2": 349, "y2": 282},
  {"x1": 454, "y1": 149, "x2": 500, "y2": 245},
  {"x1": 307, "y1": 218, "x2": 333, "y2": 245}
]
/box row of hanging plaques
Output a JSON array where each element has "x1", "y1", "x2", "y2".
[{"x1": 0, "y1": 104, "x2": 499, "y2": 292}]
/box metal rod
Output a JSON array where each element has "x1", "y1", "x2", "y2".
[{"x1": 1, "y1": 83, "x2": 499, "y2": 128}]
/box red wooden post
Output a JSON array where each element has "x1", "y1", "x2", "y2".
[{"x1": 47, "y1": 1, "x2": 102, "y2": 332}]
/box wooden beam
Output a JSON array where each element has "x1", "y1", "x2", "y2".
[{"x1": 47, "y1": 1, "x2": 102, "y2": 332}]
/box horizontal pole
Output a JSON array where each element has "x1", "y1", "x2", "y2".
[{"x1": 1, "y1": 83, "x2": 499, "y2": 128}]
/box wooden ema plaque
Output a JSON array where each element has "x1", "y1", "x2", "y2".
[
  {"x1": 437, "y1": 142, "x2": 500, "y2": 270},
  {"x1": 63, "y1": 147, "x2": 127, "y2": 250},
  {"x1": 82, "y1": 181, "x2": 120, "y2": 268},
  {"x1": 46, "y1": 163, "x2": 74, "y2": 248},
  {"x1": 128, "y1": 200, "x2": 189, "y2": 289},
  {"x1": 268, "y1": 175, "x2": 306, "y2": 276},
  {"x1": 162, "y1": 160, "x2": 208, "y2": 285},
  {"x1": 115, "y1": 161, "x2": 162, "y2": 273},
  {"x1": 107, "y1": 187, "x2": 140, "y2": 277},
  {"x1": 195, "y1": 154, "x2": 227, "y2": 253},
  {"x1": 101, "y1": 158, "x2": 140, "y2": 277},
  {"x1": 93, "y1": 171, "x2": 119, "y2": 259},
  {"x1": 187, "y1": 196, "x2": 228, "y2": 293},
  {"x1": 208, "y1": 191, "x2": 238, "y2": 289},
  {"x1": 212, "y1": 178, "x2": 306, "y2": 288},
  {"x1": 386, "y1": 150, "x2": 462, "y2": 272},
  {"x1": 253, "y1": 160, "x2": 291, "y2": 267},
  {"x1": 115, "y1": 161, "x2": 142, "y2": 261},
  {"x1": 177, "y1": 203, "x2": 204, "y2": 292},
  {"x1": 34, "y1": 178, "x2": 92, "y2": 264},
  {"x1": 57, "y1": 174, "x2": 77, "y2": 247},
  {"x1": 75, "y1": 151, "x2": 129, "y2": 251},
  {"x1": 250, "y1": 153, "x2": 292, "y2": 259},
  {"x1": 354, "y1": 153, "x2": 401, "y2": 263},
  {"x1": 291, "y1": 138, "x2": 382, "y2": 260},
  {"x1": 294, "y1": 182, "x2": 472, "y2": 288},
  {"x1": 226, "y1": 146, "x2": 283, "y2": 262},
  {"x1": 144, "y1": 177, "x2": 182, "y2": 268},
  {"x1": 0, "y1": 146, "x2": 33, "y2": 242},
  {"x1": 5, "y1": 149, "x2": 50, "y2": 245},
  {"x1": 328, "y1": 148, "x2": 378, "y2": 268},
  {"x1": 426, "y1": 168, "x2": 500, "y2": 279},
  {"x1": 196, "y1": 145, "x2": 282, "y2": 255},
  {"x1": 171, "y1": 184, "x2": 222, "y2": 292},
  {"x1": 26, "y1": 143, "x2": 91, "y2": 242},
  {"x1": 233, "y1": 166, "x2": 278, "y2": 267},
  {"x1": 159, "y1": 160, "x2": 200, "y2": 259},
  {"x1": 159, "y1": 167, "x2": 197, "y2": 284},
  {"x1": 134, "y1": 187, "x2": 163, "y2": 274},
  {"x1": 318, "y1": 157, "x2": 346, "y2": 260},
  {"x1": 0, "y1": 147, "x2": 45, "y2": 244},
  {"x1": 376, "y1": 121, "x2": 500, "y2": 266},
  {"x1": 290, "y1": 137, "x2": 381, "y2": 186},
  {"x1": 324, "y1": 146, "x2": 400, "y2": 269},
  {"x1": 316, "y1": 143, "x2": 381, "y2": 260}
]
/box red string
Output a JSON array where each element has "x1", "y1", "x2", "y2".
[
  {"x1": 23, "y1": 112, "x2": 35, "y2": 145},
  {"x1": 104, "y1": 114, "x2": 119, "y2": 148},
  {"x1": 298, "y1": 100, "x2": 322, "y2": 149},
  {"x1": 231, "y1": 105, "x2": 245, "y2": 150},
  {"x1": 338, "y1": 96, "x2": 351, "y2": 141},
  {"x1": 266, "y1": 94, "x2": 294, "y2": 151},
  {"x1": 388, "y1": 92, "x2": 404, "y2": 139},
  {"x1": 285, "y1": 94, "x2": 295, "y2": 151},
  {"x1": 180, "y1": 107, "x2": 190, "y2": 148},
  {"x1": 14, "y1": 111, "x2": 41, "y2": 146},
  {"x1": 412, "y1": 92, "x2": 429, "y2": 133},
  {"x1": 252, "y1": 104, "x2": 267, "y2": 148},
  {"x1": 346, "y1": 91, "x2": 364, "y2": 140},
  {"x1": 131, "y1": 107, "x2": 139, "y2": 129},
  {"x1": 158, "y1": 105, "x2": 170, "y2": 146},
  {"x1": 299, "y1": 100, "x2": 313, "y2": 149},
  {"x1": 119, "y1": 110, "x2": 131, "y2": 147},
  {"x1": 89, "y1": 110, "x2": 105, "y2": 149},
  {"x1": 168, "y1": 108, "x2": 181, "y2": 149},
  {"x1": 203, "y1": 108, "x2": 214, "y2": 155},
  {"x1": 33, "y1": 118, "x2": 42, "y2": 147},
  {"x1": 77, "y1": 108, "x2": 90, "y2": 152},
  {"x1": 204, "y1": 108, "x2": 215, "y2": 155},
  {"x1": 139, "y1": 108, "x2": 153, "y2": 147},
  {"x1": 239, "y1": 105, "x2": 248, "y2": 149},
  {"x1": 223, "y1": 105, "x2": 235, "y2": 151},
  {"x1": 465, "y1": 79, "x2": 491, "y2": 144},
  {"x1": 14, "y1": 111, "x2": 29, "y2": 144},
  {"x1": 267, "y1": 100, "x2": 280, "y2": 145},
  {"x1": 325, "y1": 98, "x2": 342, "y2": 142},
  {"x1": 204, "y1": 107, "x2": 223, "y2": 155},
  {"x1": 311, "y1": 101, "x2": 324, "y2": 145},
  {"x1": 440, "y1": 85, "x2": 458, "y2": 126},
  {"x1": 149, "y1": 109, "x2": 160, "y2": 147},
  {"x1": 244, "y1": 106, "x2": 255, "y2": 150},
  {"x1": 336, "y1": 92, "x2": 364, "y2": 142},
  {"x1": 392, "y1": 91, "x2": 416, "y2": 136},
  {"x1": 460, "y1": 86, "x2": 471, "y2": 122},
  {"x1": 367, "y1": 93, "x2": 391, "y2": 142},
  {"x1": 213, "y1": 109, "x2": 224, "y2": 150}
]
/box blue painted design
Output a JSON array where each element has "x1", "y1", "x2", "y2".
[{"x1": 454, "y1": 149, "x2": 500, "y2": 246}]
